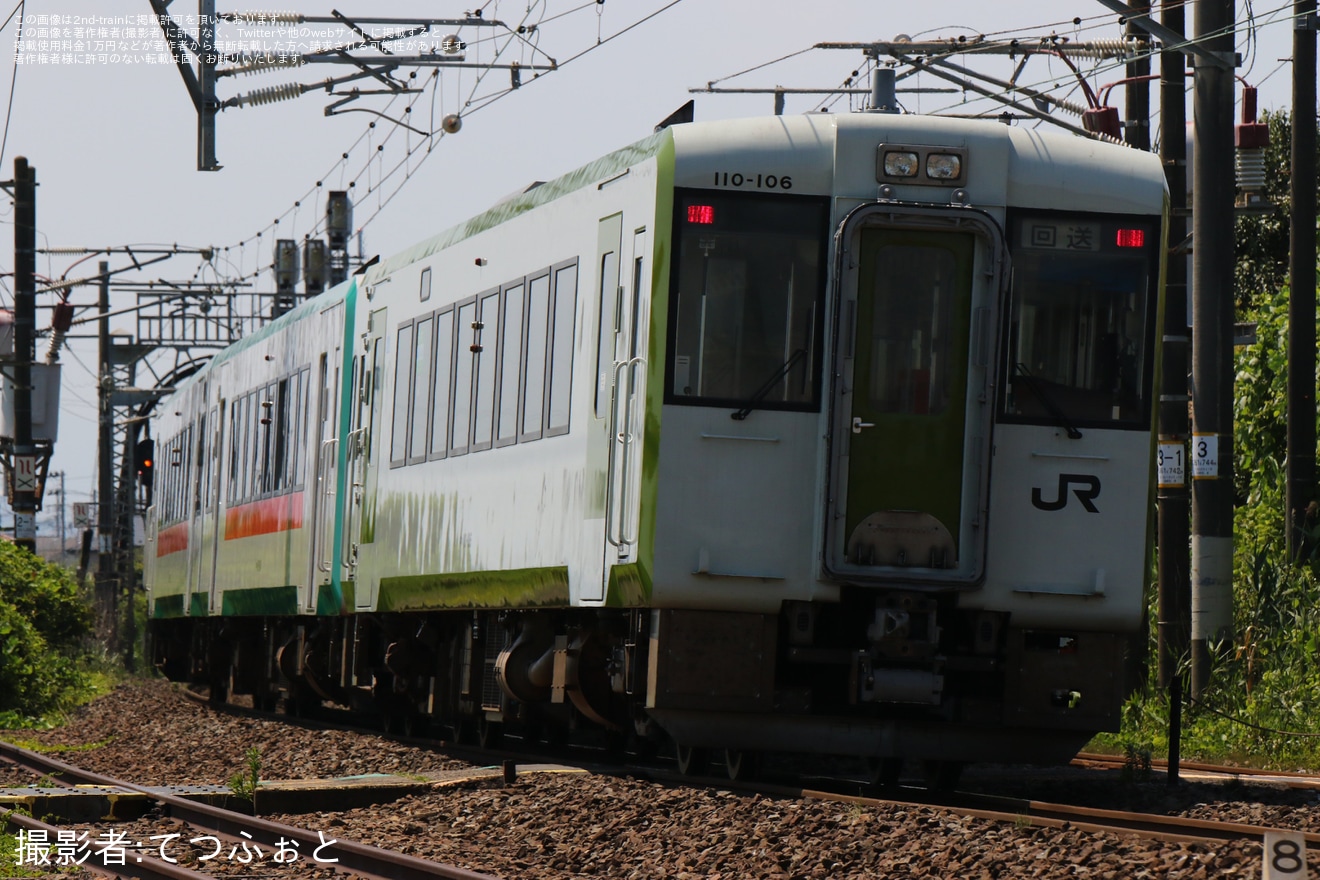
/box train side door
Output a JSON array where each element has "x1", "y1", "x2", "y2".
[
  {"x1": 196, "y1": 403, "x2": 222, "y2": 611},
  {"x1": 587, "y1": 215, "x2": 623, "y2": 603},
  {"x1": 607, "y1": 228, "x2": 648, "y2": 553},
  {"x1": 827, "y1": 209, "x2": 1001, "y2": 583},
  {"x1": 344, "y1": 310, "x2": 384, "y2": 610},
  {"x1": 305, "y1": 352, "x2": 333, "y2": 610}
]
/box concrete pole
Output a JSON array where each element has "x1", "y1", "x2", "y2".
[
  {"x1": 1286, "y1": 0, "x2": 1318, "y2": 562},
  {"x1": 1157, "y1": 0, "x2": 1191, "y2": 694},
  {"x1": 12, "y1": 157, "x2": 36, "y2": 553},
  {"x1": 1189, "y1": 0, "x2": 1237, "y2": 698}
]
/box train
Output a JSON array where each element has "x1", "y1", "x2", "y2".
[{"x1": 145, "y1": 107, "x2": 1167, "y2": 782}]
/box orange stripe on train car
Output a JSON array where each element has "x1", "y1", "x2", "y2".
[
  {"x1": 224, "y1": 492, "x2": 305, "y2": 540},
  {"x1": 156, "y1": 522, "x2": 189, "y2": 557}
]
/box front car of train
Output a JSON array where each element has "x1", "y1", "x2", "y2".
[
  {"x1": 645, "y1": 112, "x2": 1166, "y2": 770},
  {"x1": 143, "y1": 106, "x2": 1165, "y2": 777}
]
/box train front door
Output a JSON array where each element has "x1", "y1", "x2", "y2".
[{"x1": 827, "y1": 210, "x2": 1001, "y2": 583}]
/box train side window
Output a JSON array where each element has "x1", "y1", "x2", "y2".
[
  {"x1": 238, "y1": 394, "x2": 251, "y2": 502},
  {"x1": 245, "y1": 393, "x2": 254, "y2": 501},
  {"x1": 666, "y1": 189, "x2": 829, "y2": 411},
  {"x1": 429, "y1": 308, "x2": 455, "y2": 460},
  {"x1": 193, "y1": 414, "x2": 206, "y2": 517},
  {"x1": 521, "y1": 274, "x2": 550, "y2": 441},
  {"x1": 594, "y1": 250, "x2": 619, "y2": 418},
  {"x1": 409, "y1": 316, "x2": 435, "y2": 464},
  {"x1": 389, "y1": 321, "x2": 414, "y2": 467},
  {"x1": 419, "y1": 266, "x2": 432, "y2": 302},
  {"x1": 252, "y1": 390, "x2": 264, "y2": 498},
  {"x1": 293, "y1": 368, "x2": 308, "y2": 489},
  {"x1": 227, "y1": 400, "x2": 239, "y2": 505},
  {"x1": 547, "y1": 261, "x2": 578, "y2": 435},
  {"x1": 261, "y1": 382, "x2": 277, "y2": 496},
  {"x1": 472, "y1": 289, "x2": 500, "y2": 451},
  {"x1": 273, "y1": 378, "x2": 290, "y2": 491},
  {"x1": 496, "y1": 281, "x2": 526, "y2": 448},
  {"x1": 450, "y1": 299, "x2": 475, "y2": 456},
  {"x1": 1000, "y1": 211, "x2": 1158, "y2": 429}
]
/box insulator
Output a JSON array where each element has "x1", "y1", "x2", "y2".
[
  {"x1": 224, "y1": 10, "x2": 303, "y2": 23},
  {"x1": 1052, "y1": 98, "x2": 1088, "y2": 117},
  {"x1": 1070, "y1": 39, "x2": 1138, "y2": 59},
  {"x1": 44, "y1": 328, "x2": 65, "y2": 364},
  {"x1": 236, "y1": 82, "x2": 303, "y2": 108},
  {"x1": 1236, "y1": 147, "x2": 1267, "y2": 192},
  {"x1": 223, "y1": 53, "x2": 305, "y2": 76}
]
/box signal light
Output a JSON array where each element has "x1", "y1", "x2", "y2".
[
  {"x1": 135, "y1": 438, "x2": 155, "y2": 506},
  {"x1": 686, "y1": 205, "x2": 715, "y2": 225},
  {"x1": 1115, "y1": 228, "x2": 1145, "y2": 248}
]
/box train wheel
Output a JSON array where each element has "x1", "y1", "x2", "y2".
[
  {"x1": 208, "y1": 665, "x2": 233, "y2": 705},
  {"x1": 865, "y1": 757, "x2": 903, "y2": 787},
  {"x1": 675, "y1": 743, "x2": 710, "y2": 776},
  {"x1": 723, "y1": 749, "x2": 760, "y2": 781},
  {"x1": 922, "y1": 760, "x2": 965, "y2": 791}
]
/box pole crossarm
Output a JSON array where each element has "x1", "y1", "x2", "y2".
[
  {"x1": 147, "y1": 0, "x2": 205, "y2": 112},
  {"x1": 36, "y1": 254, "x2": 177, "y2": 296},
  {"x1": 891, "y1": 52, "x2": 1110, "y2": 141},
  {"x1": 817, "y1": 38, "x2": 1147, "y2": 60},
  {"x1": 1092, "y1": 0, "x2": 1236, "y2": 68},
  {"x1": 219, "y1": 13, "x2": 507, "y2": 28}
]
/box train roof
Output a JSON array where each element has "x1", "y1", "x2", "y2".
[{"x1": 163, "y1": 112, "x2": 1166, "y2": 402}]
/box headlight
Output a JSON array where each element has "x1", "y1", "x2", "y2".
[
  {"x1": 926, "y1": 152, "x2": 963, "y2": 180},
  {"x1": 882, "y1": 150, "x2": 920, "y2": 177}
]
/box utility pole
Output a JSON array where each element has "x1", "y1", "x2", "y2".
[
  {"x1": 1189, "y1": 0, "x2": 1237, "y2": 698},
  {"x1": 1156, "y1": 0, "x2": 1191, "y2": 783},
  {"x1": 1124, "y1": 2, "x2": 1152, "y2": 152},
  {"x1": 97, "y1": 261, "x2": 116, "y2": 641},
  {"x1": 1286, "y1": 0, "x2": 1318, "y2": 562},
  {"x1": 12, "y1": 157, "x2": 36, "y2": 553}
]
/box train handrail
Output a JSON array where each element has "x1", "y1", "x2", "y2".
[
  {"x1": 605, "y1": 356, "x2": 645, "y2": 548},
  {"x1": 316, "y1": 438, "x2": 338, "y2": 573}
]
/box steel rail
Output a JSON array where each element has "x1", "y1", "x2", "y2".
[
  {"x1": 1, "y1": 811, "x2": 213, "y2": 880},
  {"x1": 0, "y1": 740, "x2": 501, "y2": 880}
]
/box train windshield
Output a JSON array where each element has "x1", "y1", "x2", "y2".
[
  {"x1": 665, "y1": 189, "x2": 829, "y2": 412},
  {"x1": 1000, "y1": 211, "x2": 1160, "y2": 430}
]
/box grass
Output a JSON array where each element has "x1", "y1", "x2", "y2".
[{"x1": 1091, "y1": 537, "x2": 1320, "y2": 771}]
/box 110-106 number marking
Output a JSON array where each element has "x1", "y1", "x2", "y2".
[{"x1": 713, "y1": 172, "x2": 793, "y2": 190}]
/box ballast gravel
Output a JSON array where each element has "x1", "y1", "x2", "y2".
[{"x1": 3, "y1": 678, "x2": 1319, "y2": 879}]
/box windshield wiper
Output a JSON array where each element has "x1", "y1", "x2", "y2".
[
  {"x1": 731, "y1": 348, "x2": 808, "y2": 421},
  {"x1": 1013, "y1": 363, "x2": 1083, "y2": 439}
]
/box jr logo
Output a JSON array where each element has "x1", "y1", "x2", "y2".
[{"x1": 1031, "y1": 473, "x2": 1101, "y2": 513}]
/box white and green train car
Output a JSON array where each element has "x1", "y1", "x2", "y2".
[{"x1": 147, "y1": 110, "x2": 1166, "y2": 777}]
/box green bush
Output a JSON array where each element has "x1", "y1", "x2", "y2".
[{"x1": 0, "y1": 541, "x2": 93, "y2": 721}]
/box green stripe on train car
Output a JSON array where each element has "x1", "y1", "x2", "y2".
[
  {"x1": 221, "y1": 585, "x2": 298, "y2": 617},
  {"x1": 604, "y1": 563, "x2": 648, "y2": 607},
  {"x1": 378, "y1": 567, "x2": 570, "y2": 611},
  {"x1": 316, "y1": 579, "x2": 355, "y2": 615},
  {"x1": 189, "y1": 593, "x2": 208, "y2": 617},
  {"x1": 152, "y1": 594, "x2": 184, "y2": 619}
]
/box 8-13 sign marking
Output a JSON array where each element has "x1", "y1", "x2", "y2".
[{"x1": 1262, "y1": 831, "x2": 1307, "y2": 879}]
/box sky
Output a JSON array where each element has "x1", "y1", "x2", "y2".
[{"x1": 0, "y1": 0, "x2": 1305, "y2": 539}]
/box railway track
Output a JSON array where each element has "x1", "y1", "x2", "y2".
[
  {"x1": 186, "y1": 686, "x2": 1320, "y2": 854},
  {"x1": 11, "y1": 680, "x2": 1320, "y2": 878},
  {"x1": 0, "y1": 739, "x2": 500, "y2": 880}
]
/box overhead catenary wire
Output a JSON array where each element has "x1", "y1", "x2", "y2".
[{"x1": 210, "y1": 0, "x2": 692, "y2": 288}]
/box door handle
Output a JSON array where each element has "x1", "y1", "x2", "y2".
[{"x1": 852, "y1": 417, "x2": 875, "y2": 434}]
